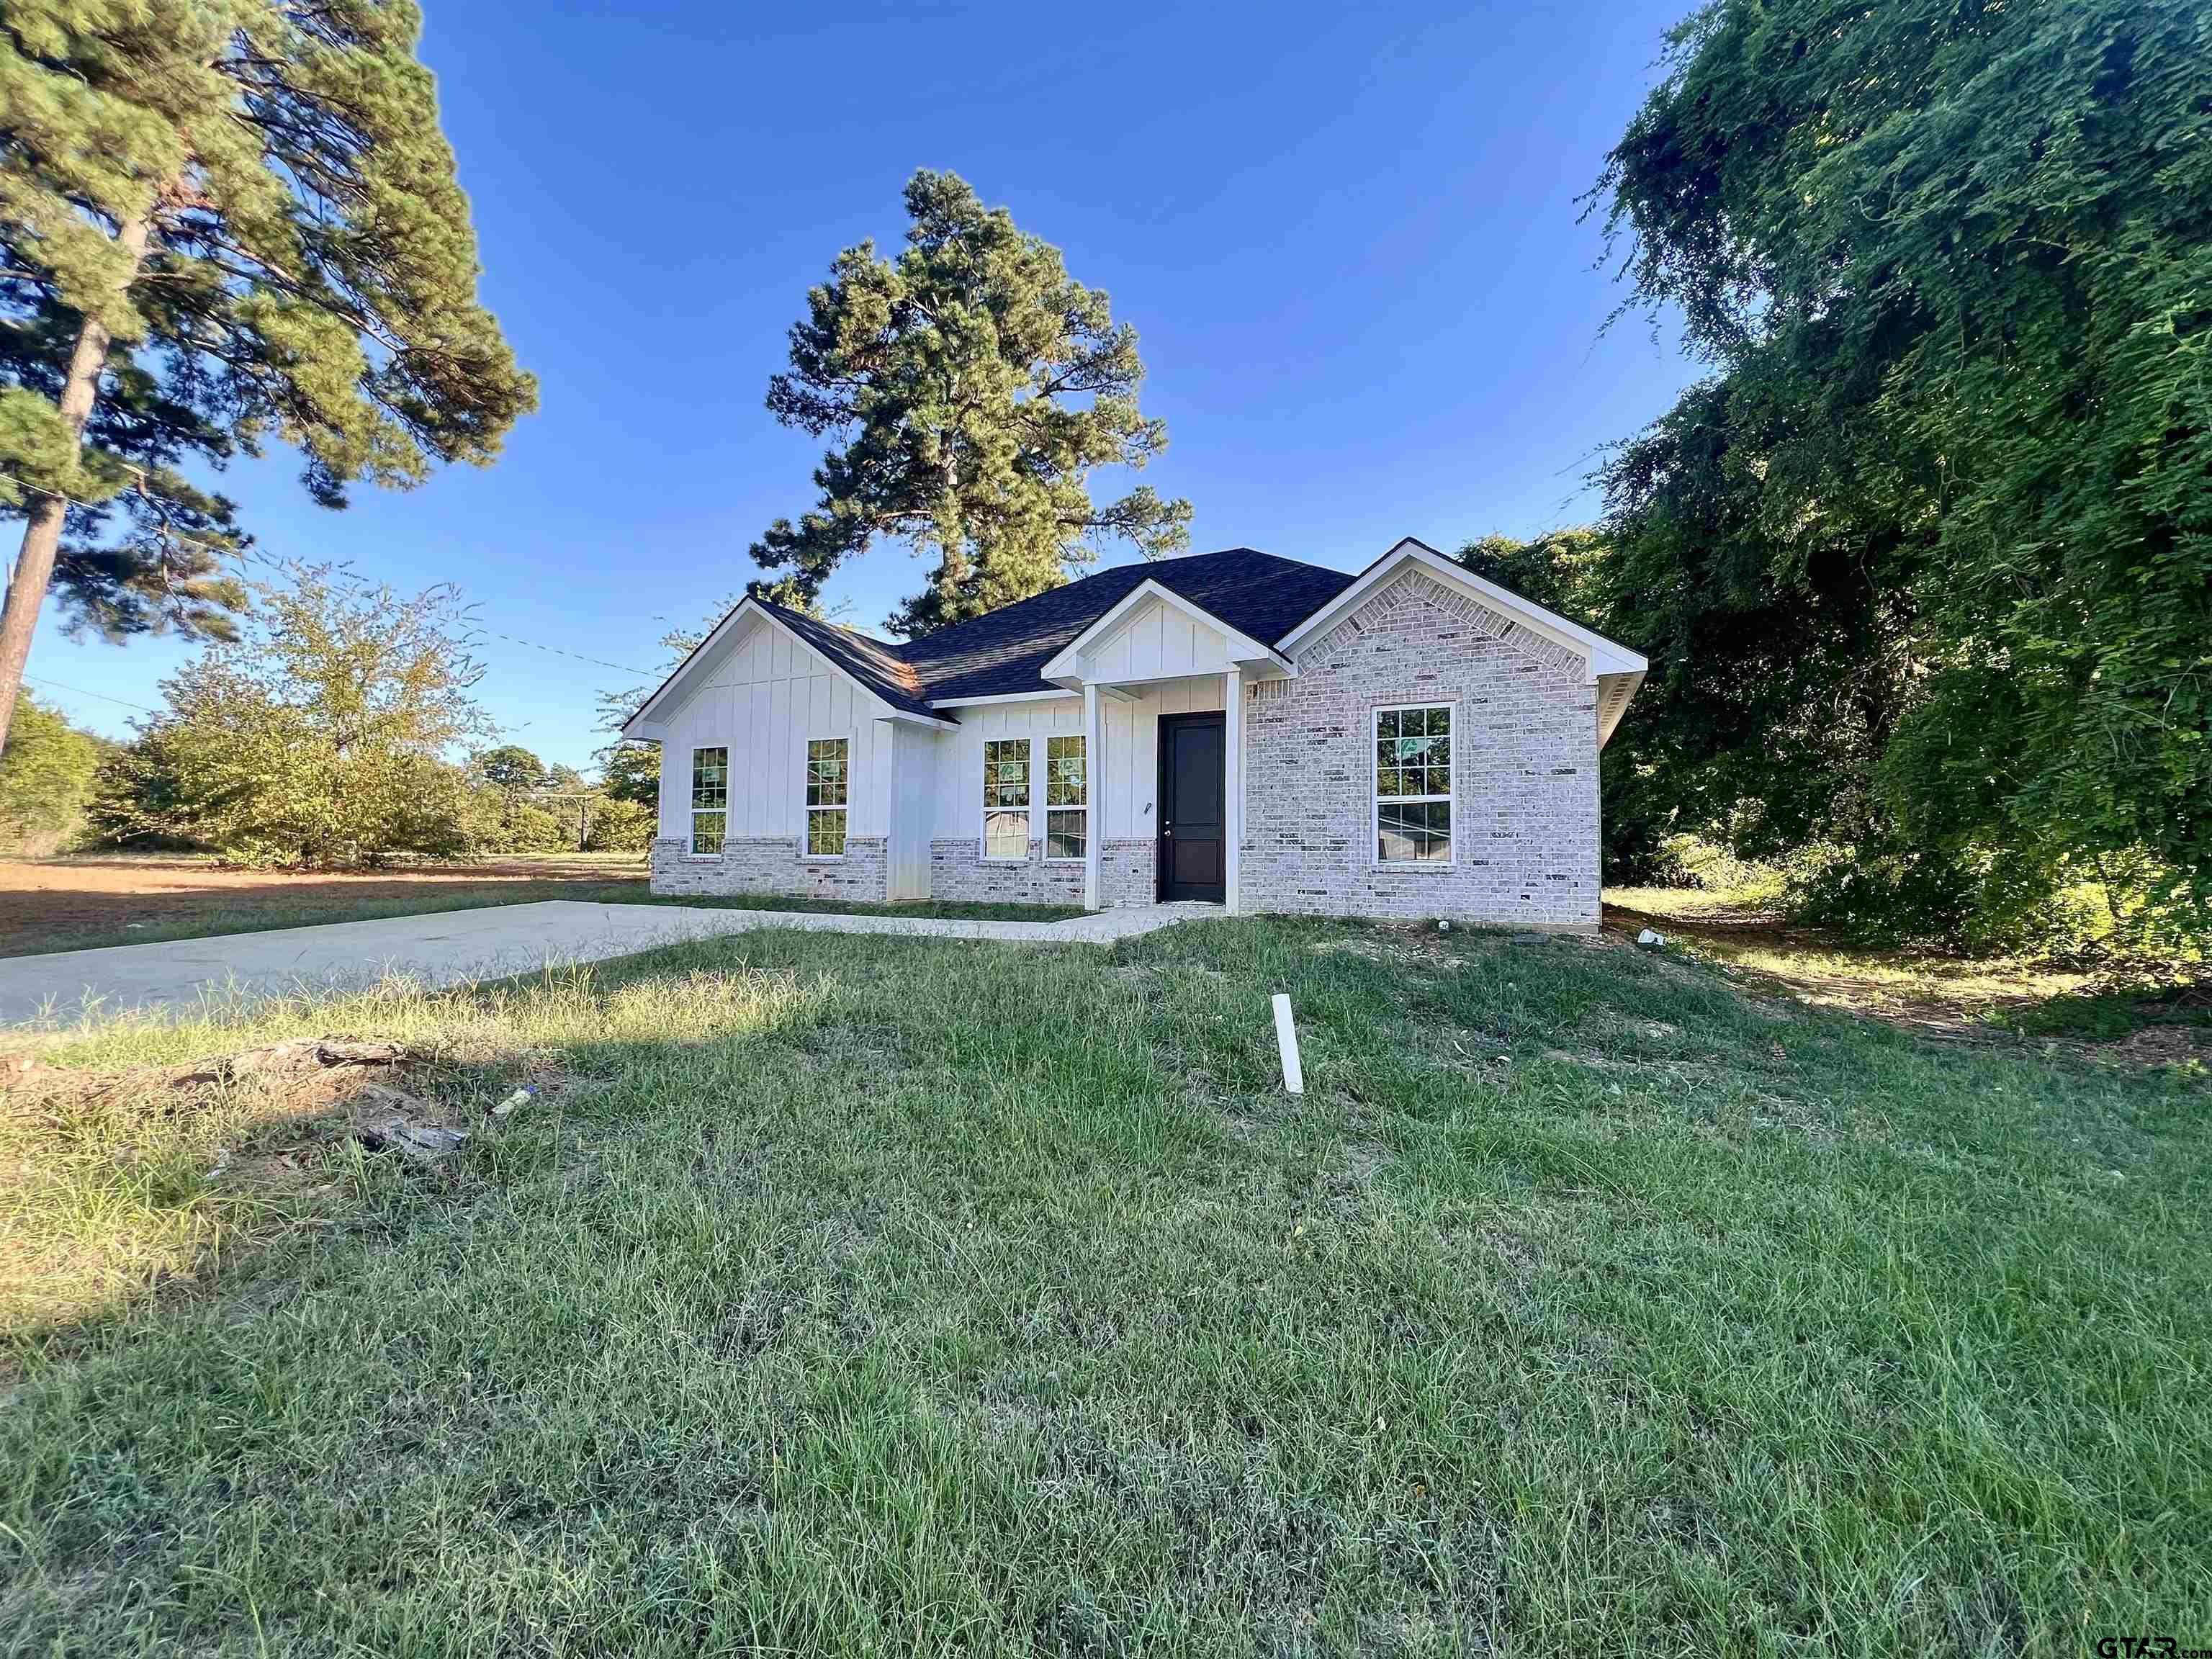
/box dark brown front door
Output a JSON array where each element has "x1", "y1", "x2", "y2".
[{"x1": 1157, "y1": 712, "x2": 1226, "y2": 902}]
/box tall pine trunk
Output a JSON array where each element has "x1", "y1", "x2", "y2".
[{"x1": 0, "y1": 207, "x2": 154, "y2": 755}]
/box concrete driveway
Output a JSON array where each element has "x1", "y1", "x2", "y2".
[{"x1": 0, "y1": 899, "x2": 1220, "y2": 1028}]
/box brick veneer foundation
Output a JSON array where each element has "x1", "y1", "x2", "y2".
[
  {"x1": 929, "y1": 840, "x2": 1085, "y2": 905},
  {"x1": 649, "y1": 835, "x2": 889, "y2": 902}
]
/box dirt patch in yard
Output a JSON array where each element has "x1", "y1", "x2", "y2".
[
  {"x1": 0, "y1": 853, "x2": 647, "y2": 957},
  {"x1": 1604, "y1": 895, "x2": 2210, "y2": 1066},
  {"x1": 1, "y1": 1031, "x2": 595, "y2": 1341}
]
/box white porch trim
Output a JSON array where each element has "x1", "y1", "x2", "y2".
[
  {"x1": 1082, "y1": 683, "x2": 1102, "y2": 911},
  {"x1": 1038, "y1": 578, "x2": 1295, "y2": 693},
  {"x1": 1223, "y1": 668, "x2": 1243, "y2": 915}
]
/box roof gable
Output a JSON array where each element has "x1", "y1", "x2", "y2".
[
  {"x1": 620, "y1": 598, "x2": 947, "y2": 739},
  {"x1": 619, "y1": 540, "x2": 1644, "y2": 735},
  {"x1": 900, "y1": 547, "x2": 1349, "y2": 703},
  {"x1": 1276, "y1": 537, "x2": 1647, "y2": 683},
  {"x1": 1037, "y1": 579, "x2": 1289, "y2": 689}
]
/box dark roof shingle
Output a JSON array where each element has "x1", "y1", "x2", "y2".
[{"x1": 763, "y1": 548, "x2": 1357, "y2": 714}]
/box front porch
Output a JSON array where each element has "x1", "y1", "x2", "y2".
[{"x1": 1032, "y1": 576, "x2": 1300, "y2": 916}]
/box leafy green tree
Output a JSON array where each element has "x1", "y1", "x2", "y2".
[
  {"x1": 96, "y1": 565, "x2": 488, "y2": 866},
  {"x1": 0, "y1": 690, "x2": 104, "y2": 853},
  {"x1": 0, "y1": 0, "x2": 536, "y2": 755},
  {"x1": 750, "y1": 170, "x2": 1190, "y2": 635},
  {"x1": 581, "y1": 794, "x2": 652, "y2": 853},
  {"x1": 1592, "y1": 0, "x2": 2211, "y2": 938},
  {"x1": 474, "y1": 743, "x2": 548, "y2": 805},
  {"x1": 595, "y1": 739, "x2": 659, "y2": 807}
]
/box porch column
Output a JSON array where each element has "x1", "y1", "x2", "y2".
[
  {"x1": 1082, "y1": 680, "x2": 1102, "y2": 911},
  {"x1": 1222, "y1": 667, "x2": 1242, "y2": 914}
]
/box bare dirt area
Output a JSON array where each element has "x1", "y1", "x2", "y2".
[
  {"x1": 1604, "y1": 890, "x2": 2211, "y2": 1065},
  {"x1": 0, "y1": 854, "x2": 647, "y2": 958}
]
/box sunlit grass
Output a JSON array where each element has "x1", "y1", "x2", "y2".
[{"x1": 3, "y1": 918, "x2": 2206, "y2": 1653}]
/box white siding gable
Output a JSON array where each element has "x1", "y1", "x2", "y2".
[
  {"x1": 655, "y1": 613, "x2": 896, "y2": 842},
  {"x1": 1079, "y1": 592, "x2": 1237, "y2": 685}
]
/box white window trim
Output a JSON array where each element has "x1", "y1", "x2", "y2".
[
  {"x1": 980, "y1": 736, "x2": 1033, "y2": 863},
  {"x1": 801, "y1": 734, "x2": 850, "y2": 861},
  {"x1": 1371, "y1": 701, "x2": 1457, "y2": 871},
  {"x1": 1043, "y1": 732, "x2": 1088, "y2": 863},
  {"x1": 686, "y1": 745, "x2": 730, "y2": 859}
]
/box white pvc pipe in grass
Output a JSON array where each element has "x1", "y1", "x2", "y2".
[{"x1": 1272, "y1": 993, "x2": 1305, "y2": 1095}]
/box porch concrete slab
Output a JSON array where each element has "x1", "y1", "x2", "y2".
[{"x1": 0, "y1": 899, "x2": 1225, "y2": 1028}]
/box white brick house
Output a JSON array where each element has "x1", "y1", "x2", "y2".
[{"x1": 621, "y1": 538, "x2": 1645, "y2": 927}]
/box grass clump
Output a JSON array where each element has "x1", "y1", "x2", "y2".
[{"x1": 1, "y1": 917, "x2": 2206, "y2": 1653}]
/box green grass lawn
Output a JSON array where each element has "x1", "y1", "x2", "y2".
[{"x1": 3, "y1": 918, "x2": 2206, "y2": 1653}]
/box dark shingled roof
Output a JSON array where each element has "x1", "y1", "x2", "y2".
[
  {"x1": 759, "y1": 601, "x2": 935, "y2": 716},
  {"x1": 751, "y1": 548, "x2": 1360, "y2": 718}
]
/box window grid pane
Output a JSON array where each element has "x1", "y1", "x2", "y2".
[
  {"x1": 1046, "y1": 807, "x2": 1086, "y2": 862},
  {"x1": 691, "y1": 810, "x2": 726, "y2": 856},
  {"x1": 1045, "y1": 735, "x2": 1086, "y2": 807},
  {"x1": 984, "y1": 810, "x2": 1028, "y2": 860},
  {"x1": 1373, "y1": 706, "x2": 1452, "y2": 864},
  {"x1": 806, "y1": 808, "x2": 846, "y2": 858},
  {"x1": 983, "y1": 739, "x2": 1030, "y2": 858},
  {"x1": 691, "y1": 747, "x2": 727, "y2": 810},
  {"x1": 806, "y1": 737, "x2": 849, "y2": 807}
]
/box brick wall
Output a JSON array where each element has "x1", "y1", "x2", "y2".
[
  {"x1": 649, "y1": 836, "x2": 888, "y2": 902},
  {"x1": 930, "y1": 840, "x2": 1085, "y2": 905},
  {"x1": 1243, "y1": 569, "x2": 1600, "y2": 927},
  {"x1": 1100, "y1": 839, "x2": 1156, "y2": 907}
]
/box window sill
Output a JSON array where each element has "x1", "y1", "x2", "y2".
[
  {"x1": 1372, "y1": 860, "x2": 1457, "y2": 873},
  {"x1": 799, "y1": 854, "x2": 846, "y2": 863}
]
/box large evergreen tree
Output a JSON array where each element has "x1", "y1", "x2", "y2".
[
  {"x1": 1593, "y1": 0, "x2": 2212, "y2": 935},
  {"x1": 0, "y1": 0, "x2": 536, "y2": 753},
  {"x1": 750, "y1": 170, "x2": 1190, "y2": 636}
]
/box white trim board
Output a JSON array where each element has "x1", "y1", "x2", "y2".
[
  {"x1": 1277, "y1": 536, "x2": 1648, "y2": 684},
  {"x1": 621, "y1": 598, "x2": 954, "y2": 739},
  {"x1": 1039, "y1": 578, "x2": 1293, "y2": 690}
]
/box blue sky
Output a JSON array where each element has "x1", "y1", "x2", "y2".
[{"x1": 26, "y1": 0, "x2": 1699, "y2": 771}]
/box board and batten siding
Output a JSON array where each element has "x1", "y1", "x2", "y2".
[
  {"x1": 925, "y1": 698, "x2": 1082, "y2": 842},
  {"x1": 655, "y1": 619, "x2": 896, "y2": 843},
  {"x1": 925, "y1": 677, "x2": 1226, "y2": 846},
  {"x1": 1100, "y1": 677, "x2": 1226, "y2": 841},
  {"x1": 1080, "y1": 595, "x2": 1234, "y2": 686}
]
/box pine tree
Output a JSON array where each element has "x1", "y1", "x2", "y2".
[
  {"x1": 750, "y1": 170, "x2": 1189, "y2": 636},
  {"x1": 0, "y1": 1, "x2": 536, "y2": 753}
]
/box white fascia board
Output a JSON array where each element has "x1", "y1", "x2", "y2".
[
  {"x1": 622, "y1": 598, "x2": 939, "y2": 735},
  {"x1": 1038, "y1": 578, "x2": 1290, "y2": 687},
  {"x1": 1596, "y1": 670, "x2": 1645, "y2": 750},
  {"x1": 926, "y1": 688, "x2": 1079, "y2": 709},
  {"x1": 878, "y1": 709, "x2": 959, "y2": 729},
  {"x1": 1277, "y1": 537, "x2": 1649, "y2": 683},
  {"x1": 620, "y1": 599, "x2": 760, "y2": 737}
]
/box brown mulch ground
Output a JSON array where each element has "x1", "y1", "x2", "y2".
[{"x1": 1, "y1": 855, "x2": 647, "y2": 958}]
